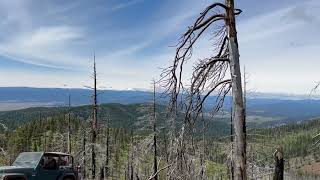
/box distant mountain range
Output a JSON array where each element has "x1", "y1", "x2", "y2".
[
  {"x1": 0, "y1": 87, "x2": 319, "y2": 126},
  {"x1": 0, "y1": 87, "x2": 156, "y2": 105}
]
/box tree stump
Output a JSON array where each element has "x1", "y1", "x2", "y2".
[{"x1": 273, "y1": 147, "x2": 284, "y2": 180}]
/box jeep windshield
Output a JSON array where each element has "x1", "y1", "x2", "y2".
[{"x1": 12, "y1": 152, "x2": 43, "y2": 168}]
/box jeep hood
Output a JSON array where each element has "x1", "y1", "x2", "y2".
[{"x1": 0, "y1": 166, "x2": 33, "y2": 174}]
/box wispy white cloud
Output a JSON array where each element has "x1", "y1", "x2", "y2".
[
  {"x1": 0, "y1": 25, "x2": 87, "y2": 68},
  {"x1": 236, "y1": 0, "x2": 320, "y2": 93},
  {"x1": 27, "y1": 26, "x2": 83, "y2": 46},
  {"x1": 238, "y1": 0, "x2": 320, "y2": 44},
  {"x1": 0, "y1": 0, "x2": 151, "y2": 70},
  {"x1": 111, "y1": 0, "x2": 145, "y2": 11}
]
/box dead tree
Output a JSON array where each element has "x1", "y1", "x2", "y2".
[
  {"x1": 130, "y1": 131, "x2": 134, "y2": 180},
  {"x1": 226, "y1": 0, "x2": 246, "y2": 179},
  {"x1": 67, "y1": 93, "x2": 72, "y2": 154},
  {"x1": 160, "y1": 0, "x2": 245, "y2": 179},
  {"x1": 152, "y1": 81, "x2": 158, "y2": 180},
  {"x1": 105, "y1": 115, "x2": 110, "y2": 179},
  {"x1": 200, "y1": 113, "x2": 205, "y2": 179},
  {"x1": 230, "y1": 91, "x2": 234, "y2": 180},
  {"x1": 243, "y1": 66, "x2": 247, "y2": 141},
  {"x1": 82, "y1": 126, "x2": 86, "y2": 179},
  {"x1": 135, "y1": 82, "x2": 162, "y2": 179},
  {"x1": 273, "y1": 147, "x2": 284, "y2": 180},
  {"x1": 91, "y1": 54, "x2": 98, "y2": 179},
  {"x1": 309, "y1": 82, "x2": 320, "y2": 151}
]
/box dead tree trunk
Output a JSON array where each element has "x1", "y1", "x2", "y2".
[
  {"x1": 67, "y1": 93, "x2": 71, "y2": 154},
  {"x1": 100, "y1": 167, "x2": 104, "y2": 180},
  {"x1": 230, "y1": 91, "x2": 234, "y2": 180},
  {"x1": 200, "y1": 115, "x2": 205, "y2": 179},
  {"x1": 152, "y1": 82, "x2": 158, "y2": 180},
  {"x1": 91, "y1": 54, "x2": 98, "y2": 179},
  {"x1": 226, "y1": 0, "x2": 246, "y2": 179},
  {"x1": 243, "y1": 66, "x2": 247, "y2": 144},
  {"x1": 105, "y1": 116, "x2": 110, "y2": 179},
  {"x1": 126, "y1": 150, "x2": 130, "y2": 180},
  {"x1": 83, "y1": 128, "x2": 86, "y2": 179},
  {"x1": 130, "y1": 132, "x2": 134, "y2": 180},
  {"x1": 163, "y1": 133, "x2": 168, "y2": 163},
  {"x1": 273, "y1": 148, "x2": 284, "y2": 180}
]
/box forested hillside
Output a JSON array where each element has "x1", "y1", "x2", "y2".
[
  {"x1": 0, "y1": 103, "x2": 169, "y2": 130},
  {"x1": 0, "y1": 103, "x2": 231, "y2": 137},
  {"x1": 0, "y1": 103, "x2": 230, "y2": 179},
  {"x1": 1, "y1": 104, "x2": 320, "y2": 179},
  {"x1": 245, "y1": 118, "x2": 320, "y2": 179}
]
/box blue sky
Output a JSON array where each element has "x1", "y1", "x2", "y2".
[{"x1": 0, "y1": 0, "x2": 318, "y2": 94}]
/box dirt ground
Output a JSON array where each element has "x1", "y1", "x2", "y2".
[{"x1": 301, "y1": 162, "x2": 320, "y2": 175}]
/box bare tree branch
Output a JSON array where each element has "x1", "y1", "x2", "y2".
[{"x1": 147, "y1": 164, "x2": 172, "y2": 180}]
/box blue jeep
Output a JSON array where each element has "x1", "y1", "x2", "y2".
[{"x1": 0, "y1": 152, "x2": 78, "y2": 180}]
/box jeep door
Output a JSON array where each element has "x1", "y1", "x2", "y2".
[
  {"x1": 38, "y1": 155, "x2": 61, "y2": 180},
  {"x1": 39, "y1": 167, "x2": 61, "y2": 180}
]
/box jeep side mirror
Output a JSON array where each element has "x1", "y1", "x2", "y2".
[{"x1": 39, "y1": 159, "x2": 44, "y2": 167}]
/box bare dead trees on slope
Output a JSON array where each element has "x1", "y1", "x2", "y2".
[
  {"x1": 131, "y1": 81, "x2": 162, "y2": 180},
  {"x1": 160, "y1": 0, "x2": 246, "y2": 179}
]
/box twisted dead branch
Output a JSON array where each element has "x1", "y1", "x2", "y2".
[{"x1": 160, "y1": 1, "x2": 243, "y2": 179}]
